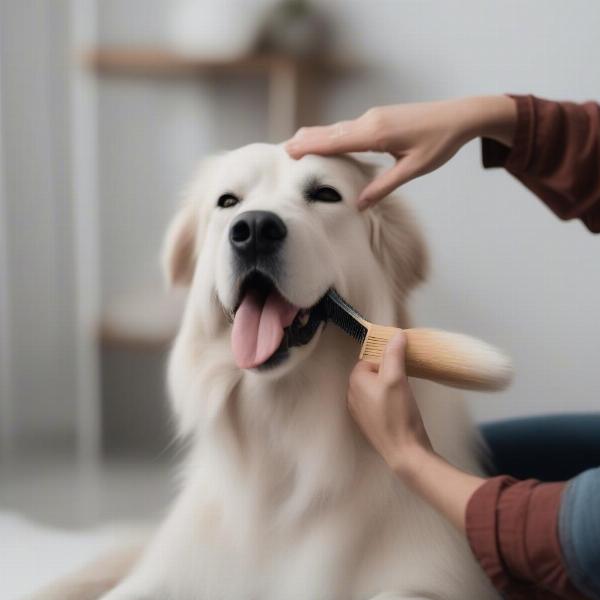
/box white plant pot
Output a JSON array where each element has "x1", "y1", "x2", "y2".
[{"x1": 167, "y1": 0, "x2": 265, "y2": 59}]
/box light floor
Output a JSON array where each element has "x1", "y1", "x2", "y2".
[
  {"x1": 0, "y1": 454, "x2": 176, "y2": 597},
  {"x1": 0, "y1": 454, "x2": 174, "y2": 529}
]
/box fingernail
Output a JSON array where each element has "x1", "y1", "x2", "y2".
[
  {"x1": 357, "y1": 197, "x2": 369, "y2": 210},
  {"x1": 388, "y1": 331, "x2": 405, "y2": 349}
]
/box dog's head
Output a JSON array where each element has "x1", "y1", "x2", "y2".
[{"x1": 163, "y1": 143, "x2": 426, "y2": 376}]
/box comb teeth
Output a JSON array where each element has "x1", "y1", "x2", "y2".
[
  {"x1": 320, "y1": 289, "x2": 369, "y2": 343},
  {"x1": 359, "y1": 324, "x2": 397, "y2": 363}
]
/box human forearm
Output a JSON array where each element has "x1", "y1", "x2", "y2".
[
  {"x1": 482, "y1": 95, "x2": 600, "y2": 233},
  {"x1": 286, "y1": 94, "x2": 518, "y2": 207},
  {"x1": 392, "y1": 444, "x2": 486, "y2": 532},
  {"x1": 346, "y1": 334, "x2": 487, "y2": 533},
  {"x1": 455, "y1": 95, "x2": 518, "y2": 147}
]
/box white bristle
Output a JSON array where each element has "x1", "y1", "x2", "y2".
[
  {"x1": 361, "y1": 326, "x2": 513, "y2": 392},
  {"x1": 433, "y1": 332, "x2": 513, "y2": 391}
]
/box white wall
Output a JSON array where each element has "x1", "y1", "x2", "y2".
[
  {"x1": 96, "y1": 0, "x2": 269, "y2": 307},
  {"x1": 0, "y1": 26, "x2": 14, "y2": 459},
  {"x1": 98, "y1": 0, "x2": 599, "y2": 423},
  {"x1": 315, "y1": 0, "x2": 600, "y2": 421},
  {"x1": 0, "y1": 0, "x2": 78, "y2": 448},
  {"x1": 100, "y1": 0, "x2": 600, "y2": 418},
  {"x1": 2, "y1": 0, "x2": 597, "y2": 450}
]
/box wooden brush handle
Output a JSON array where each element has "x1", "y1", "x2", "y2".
[{"x1": 360, "y1": 325, "x2": 512, "y2": 391}]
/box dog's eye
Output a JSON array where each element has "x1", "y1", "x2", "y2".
[
  {"x1": 306, "y1": 185, "x2": 342, "y2": 204},
  {"x1": 217, "y1": 193, "x2": 240, "y2": 209}
]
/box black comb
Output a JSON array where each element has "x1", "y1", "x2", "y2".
[{"x1": 317, "y1": 289, "x2": 369, "y2": 344}]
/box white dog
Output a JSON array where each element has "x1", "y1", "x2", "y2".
[{"x1": 63, "y1": 144, "x2": 501, "y2": 599}]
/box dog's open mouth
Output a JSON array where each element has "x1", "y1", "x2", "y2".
[{"x1": 230, "y1": 271, "x2": 324, "y2": 370}]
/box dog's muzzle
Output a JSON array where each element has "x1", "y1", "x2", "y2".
[
  {"x1": 229, "y1": 270, "x2": 326, "y2": 371},
  {"x1": 227, "y1": 211, "x2": 325, "y2": 371}
]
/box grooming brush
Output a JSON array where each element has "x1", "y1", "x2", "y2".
[{"x1": 319, "y1": 289, "x2": 512, "y2": 391}]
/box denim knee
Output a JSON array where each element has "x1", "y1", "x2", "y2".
[{"x1": 559, "y1": 467, "x2": 600, "y2": 599}]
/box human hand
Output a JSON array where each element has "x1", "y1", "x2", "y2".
[
  {"x1": 285, "y1": 95, "x2": 517, "y2": 209},
  {"x1": 347, "y1": 332, "x2": 486, "y2": 532},
  {"x1": 347, "y1": 331, "x2": 433, "y2": 476}
]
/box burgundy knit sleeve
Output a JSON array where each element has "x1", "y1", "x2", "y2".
[
  {"x1": 481, "y1": 95, "x2": 600, "y2": 233},
  {"x1": 465, "y1": 476, "x2": 586, "y2": 599}
]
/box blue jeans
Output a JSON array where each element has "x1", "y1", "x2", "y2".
[
  {"x1": 560, "y1": 467, "x2": 600, "y2": 599},
  {"x1": 481, "y1": 414, "x2": 600, "y2": 599}
]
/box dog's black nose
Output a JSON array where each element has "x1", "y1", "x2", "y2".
[{"x1": 229, "y1": 210, "x2": 287, "y2": 259}]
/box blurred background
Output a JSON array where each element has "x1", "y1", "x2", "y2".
[{"x1": 0, "y1": 0, "x2": 599, "y2": 595}]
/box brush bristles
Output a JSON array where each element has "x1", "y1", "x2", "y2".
[
  {"x1": 423, "y1": 332, "x2": 513, "y2": 391},
  {"x1": 367, "y1": 328, "x2": 513, "y2": 392}
]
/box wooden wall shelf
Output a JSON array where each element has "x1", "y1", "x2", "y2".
[
  {"x1": 84, "y1": 46, "x2": 357, "y2": 156},
  {"x1": 84, "y1": 47, "x2": 352, "y2": 77}
]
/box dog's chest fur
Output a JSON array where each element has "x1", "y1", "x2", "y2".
[{"x1": 126, "y1": 330, "x2": 498, "y2": 600}]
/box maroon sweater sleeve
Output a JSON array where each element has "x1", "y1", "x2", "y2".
[
  {"x1": 466, "y1": 476, "x2": 587, "y2": 599},
  {"x1": 482, "y1": 95, "x2": 600, "y2": 233}
]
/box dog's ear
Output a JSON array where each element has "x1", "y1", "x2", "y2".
[
  {"x1": 162, "y1": 201, "x2": 198, "y2": 287},
  {"x1": 346, "y1": 154, "x2": 428, "y2": 311},
  {"x1": 368, "y1": 195, "x2": 428, "y2": 302},
  {"x1": 162, "y1": 157, "x2": 218, "y2": 287}
]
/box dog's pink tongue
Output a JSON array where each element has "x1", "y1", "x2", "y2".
[{"x1": 232, "y1": 289, "x2": 299, "y2": 369}]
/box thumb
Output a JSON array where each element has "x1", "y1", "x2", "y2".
[
  {"x1": 352, "y1": 359, "x2": 379, "y2": 375},
  {"x1": 349, "y1": 358, "x2": 378, "y2": 383},
  {"x1": 379, "y1": 331, "x2": 408, "y2": 386},
  {"x1": 357, "y1": 157, "x2": 420, "y2": 209},
  {"x1": 348, "y1": 359, "x2": 378, "y2": 394}
]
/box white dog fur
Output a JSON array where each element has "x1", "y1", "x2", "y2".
[{"x1": 39, "y1": 144, "x2": 500, "y2": 600}]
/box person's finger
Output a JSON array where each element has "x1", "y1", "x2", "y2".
[
  {"x1": 349, "y1": 359, "x2": 378, "y2": 384},
  {"x1": 353, "y1": 359, "x2": 379, "y2": 375},
  {"x1": 348, "y1": 359, "x2": 378, "y2": 394},
  {"x1": 378, "y1": 331, "x2": 407, "y2": 387},
  {"x1": 285, "y1": 120, "x2": 371, "y2": 158},
  {"x1": 357, "y1": 157, "x2": 421, "y2": 209}
]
